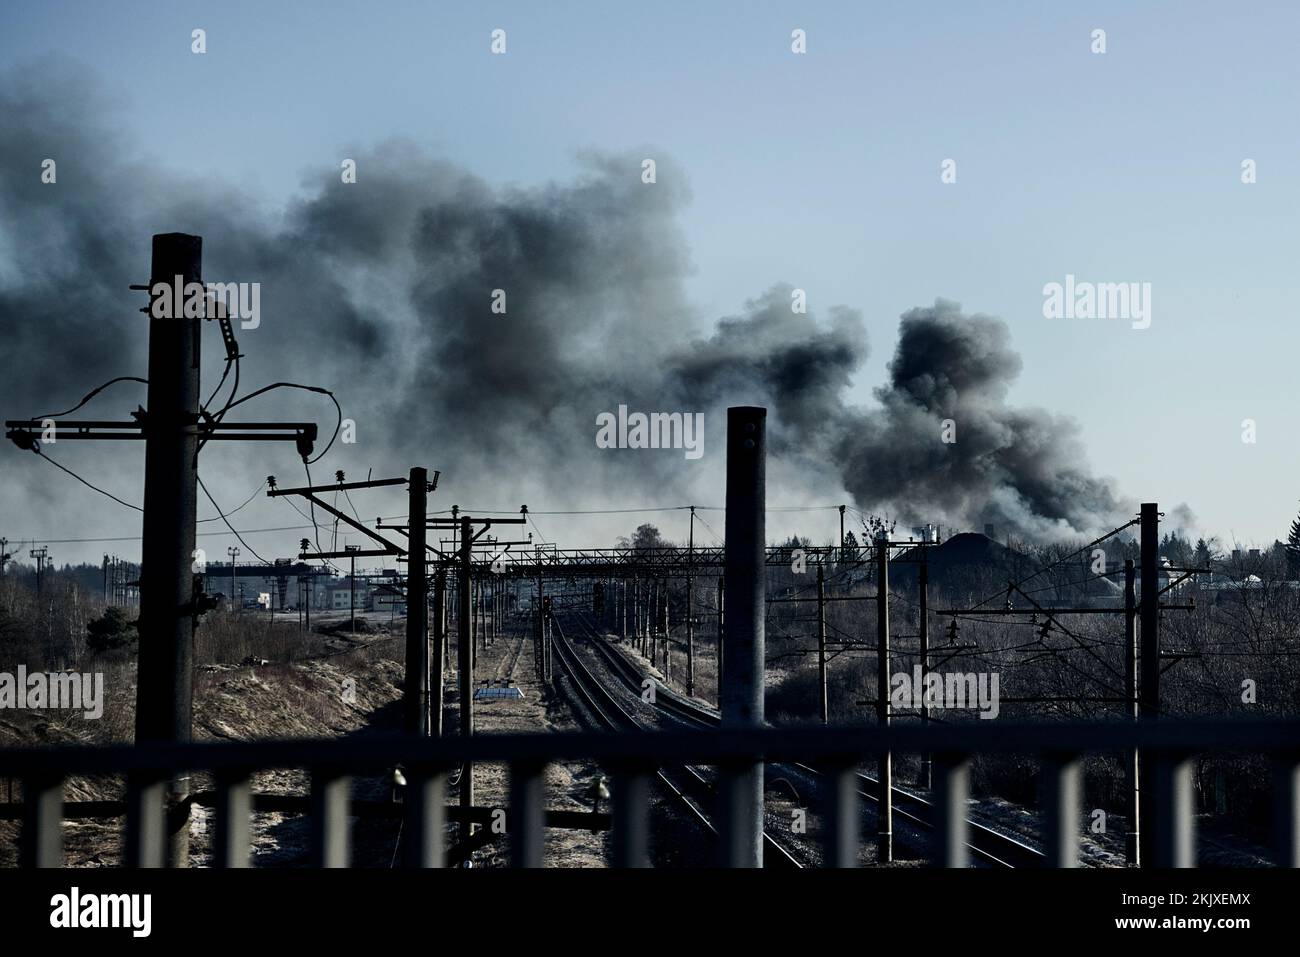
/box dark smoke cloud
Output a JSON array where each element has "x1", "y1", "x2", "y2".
[
  {"x1": 0, "y1": 59, "x2": 1134, "y2": 563},
  {"x1": 834, "y1": 300, "x2": 1130, "y2": 538}
]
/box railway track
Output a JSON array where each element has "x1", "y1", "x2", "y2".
[
  {"x1": 548, "y1": 617, "x2": 803, "y2": 868},
  {"x1": 564, "y1": 610, "x2": 1047, "y2": 868},
  {"x1": 491, "y1": 631, "x2": 527, "y2": 684}
]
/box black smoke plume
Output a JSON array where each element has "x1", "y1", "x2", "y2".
[{"x1": 0, "y1": 59, "x2": 1131, "y2": 561}]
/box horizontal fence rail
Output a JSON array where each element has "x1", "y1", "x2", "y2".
[{"x1": 3, "y1": 718, "x2": 1298, "y2": 869}]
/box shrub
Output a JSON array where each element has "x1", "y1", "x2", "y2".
[{"x1": 85, "y1": 607, "x2": 138, "y2": 653}]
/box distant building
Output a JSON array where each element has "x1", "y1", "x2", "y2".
[
  {"x1": 202, "y1": 561, "x2": 334, "y2": 610},
  {"x1": 326, "y1": 580, "x2": 373, "y2": 611}
]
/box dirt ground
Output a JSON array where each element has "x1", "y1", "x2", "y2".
[
  {"x1": 0, "y1": 640, "x2": 409, "y2": 867},
  {"x1": 0, "y1": 620, "x2": 619, "y2": 868},
  {"x1": 446, "y1": 628, "x2": 610, "y2": 867}
]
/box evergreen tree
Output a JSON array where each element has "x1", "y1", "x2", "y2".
[
  {"x1": 840, "y1": 530, "x2": 861, "y2": 565},
  {"x1": 86, "y1": 606, "x2": 138, "y2": 652},
  {"x1": 1286, "y1": 510, "x2": 1300, "y2": 576}
]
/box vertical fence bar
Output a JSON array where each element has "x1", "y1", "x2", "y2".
[
  {"x1": 510, "y1": 761, "x2": 546, "y2": 868},
  {"x1": 1153, "y1": 753, "x2": 1194, "y2": 868},
  {"x1": 822, "y1": 761, "x2": 858, "y2": 868},
  {"x1": 20, "y1": 773, "x2": 63, "y2": 868},
  {"x1": 310, "y1": 769, "x2": 351, "y2": 868},
  {"x1": 933, "y1": 752, "x2": 969, "y2": 868},
  {"x1": 1043, "y1": 753, "x2": 1080, "y2": 868},
  {"x1": 403, "y1": 765, "x2": 447, "y2": 868},
  {"x1": 125, "y1": 772, "x2": 168, "y2": 868},
  {"x1": 1272, "y1": 755, "x2": 1299, "y2": 868},
  {"x1": 716, "y1": 762, "x2": 753, "y2": 867},
  {"x1": 213, "y1": 769, "x2": 251, "y2": 868},
  {"x1": 612, "y1": 765, "x2": 650, "y2": 868}
]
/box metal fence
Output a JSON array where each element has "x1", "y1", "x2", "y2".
[{"x1": 3, "y1": 718, "x2": 1297, "y2": 868}]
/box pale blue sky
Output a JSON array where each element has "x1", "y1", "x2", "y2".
[{"x1": 3, "y1": 0, "x2": 1298, "y2": 561}]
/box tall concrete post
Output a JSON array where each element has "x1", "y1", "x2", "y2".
[
  {"x1": 1139, "y1": 503, "x2": 1159, "y2": 866},
  {"x1": 405, "y1": 468, "x2": 429, "y2": 737},
  {"x1": 661, "y1": 581, "x2": 670, "y2": 678},
  {"x1": 817, "y1": 564, "x2": 828, "y2": 724},
  {"x1": 686, "y1": 576, "x2": 695, "y2": 696},
  {"x1": 432, "y1": 568, "x2": 446, "y2": 737},
  {"x1": 877, "y1": 539, "x2": 892, "y2": 862},
  {"x1": 459, "y1": 516, "x2": 474, "y2": 838},
  {"x1": 1125, "y1": 558, "x2": 1139, "y2": 865},
  {"x1": 918, "y1": 556, "x2": 931, "y2": 789},
  {"x1": 716, "y1": 576, "x2": 724, "y2": 707},
  {"x1": 720, "y1": 406, "x2": 765, "y2": 867},
  {"x1": 136, "y1": 232, "x2": 202, "y2": 867}
]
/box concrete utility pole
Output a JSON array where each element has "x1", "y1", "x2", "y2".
[
  {"x1": 298, "y1": 540, "x2": 313, "y2": 632},
  {"x1": 716, "y1": 576, "x2": 724, "y2": 707},
  {"x1": 432, "y1": 568, "x2": 446, "y2": 737},
  {"x1": 1, "y1": 232, "x2": 317, "y2": 865},
  {"x1": 640, "y1": 578, "x2": 647, "y2": 652},
  {"x1": 1138, "y1": 502, "x2": 1159, "y2": 867},
  {"x1": 227, "y1": 547, "x2": 240, "y2": 612},
  {"x1": 918, "y1": 555, "x2": 931, "y2": 789},
  {"x1": 877, "y1": 538, "x2": 892, "y2": 863},
  {"x1": 543, "y1": 594, "x2": 553, "y2": 681},
  {"x1": 686, "y1": 577, "x2": 695, "y2": 696},
  {"x1": 136, "y1": 233, "x2": 201, "y2": 868},
  {"x1": 838, "y1": 504, "x2": 846, "y2": 565},
  {"x1": 405, "y1": 467, "x2": 428, "y2": 737},
  {"x1": 720, "y1": 406, "x2": 765, "y2": 867},
  {"x1": 535, "y1": 565, "x2": 545, "y2": 680},
  {"x1": 687, "y1": 506, "x2": 695, "y2": 696},
  {"x1": 1124, "y1": 558, "x2": 1139, "y2": 866},
  {"x1": 470, "y1": 578, "x2": 478, "y2": 668},
  {"x1": 1140, "y1": 503, "x2": 1160, "y2": 722},
  {"x1": 345, "y1": 544, "x2": 361, "y2": 634},
  {"x1": 660, "y1": 581, "x2": 670, "y2": 679},
  {"x1": 444, "y1": 572, "x2": 451, "y2": 673},
  {"x1": 31, "y1": 546, "x2": 48, "y2": 599},
  {"x1": 650, "y1": 579, "x2": 658, "y2": 665},
  {"x1": 817, "y1": 565, "x2": 828, "y2": 724},
  {"x1": 459, "y1": 515, "x2": 475, "y2": 840}
]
